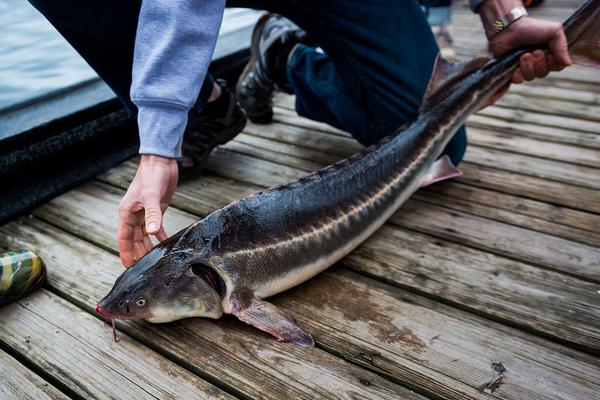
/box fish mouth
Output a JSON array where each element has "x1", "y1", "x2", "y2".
[
  {"x1": 95, "y1": 303, "x2": 130, "y2": 321},
  {"x1": 96, "y1": 303, "x2": 136, "y2": 343}
]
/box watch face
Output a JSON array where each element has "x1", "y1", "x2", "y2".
[{"x1": 510, "y1": 7, "x2": 527, "y2": 19}]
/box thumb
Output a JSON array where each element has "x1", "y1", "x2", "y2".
[
  {"x1": 548, "y1": 24, "x2": 571, "y2": 67},
  {"x1": 144, "y1": 193, "x2": 163, "y2": 234}
]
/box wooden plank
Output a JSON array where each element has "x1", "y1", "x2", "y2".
[
  {"x1": 0, "y1": 290, "x2": 233, "y2": 400},
  {"x1": 97, "y1": 165, "x2": 600, "y2": 351},
  {"x1": 412, "y1": 189, "x2": 600, "y2": 247},
  {"x1": 276, "y1": 95, "x2": 600, "y2": 174},
  {"x1": 477, "y1": 105, "x2": 600, "y2": 135},
  {"x1": 23, "y1": 185, "x2": 600, "y2": 399},
  {"x1": 0, "y1": 351, "x2": 68, "y2": 400},
  {"x1": 389, "y1": 200, "x2": 600, "y2": 280},
  {"x1": 420, "y1": 183, "x2": 600, "y2": 242},
  {"x1": 466, "y1": 114, "x2": 600, "y2": 150},
  {"x1": 0, "y1": 218, "x2": 422, "y2": 400},
  {"x1": 508, "y1": 82, "x2": 600, "y2": 105},
  {"x1": 463, "y1": 146, "x2": 600, "y2": 190},
  {"x1": 458, "y1": 162, "x2": 600, "y2": 214},
  {"x1": 466, "y1": 127, "x2": 600, "y2": 168},
  {"x1": 495, "y1": 92, "x2": 600, "y2": 123},
  {"x1": 524, "y1": 77, "x2": 600, "y2": 95}
]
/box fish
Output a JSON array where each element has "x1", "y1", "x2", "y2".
[{"x1": 96, "y1": 0, "x2": 600, "y2": 346}]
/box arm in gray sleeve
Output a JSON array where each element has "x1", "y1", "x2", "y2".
[{"x1": 130, "y1": 0, "x2": 226, "y2": 158}]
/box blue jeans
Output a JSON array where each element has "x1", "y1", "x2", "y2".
[{"x1": 29, "y1": 0, "x2": 467, "y2": 165}]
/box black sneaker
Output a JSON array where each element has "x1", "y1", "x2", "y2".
[
  {"x1": 179, "y1": 79, "x2": 247, "y2": 170},
  {"x1": 236, "y1": 14, "x2": 304, "y2": 124}
]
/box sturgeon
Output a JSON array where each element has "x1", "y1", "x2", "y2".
[{"x1": 97, "y1": 0, "x2": 600, "y2": 346}]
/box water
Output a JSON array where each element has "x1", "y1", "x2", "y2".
[{"x1": 0, "y1": 0, "x2": 96, "y2": 110}]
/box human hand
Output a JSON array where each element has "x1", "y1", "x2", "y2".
[
  {"x1": 478, "y1": 0, "x2": 572, "y2": 107},
  {"x1": 489, "y1": 16, "x2": 572, "y2": 83},
  {"x1": 117, "y1": 155, "x2": 178, "y2": 267}
]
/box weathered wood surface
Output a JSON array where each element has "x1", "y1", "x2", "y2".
[
  {"x1": 26, "y1": 182, "x2": 600, "y2": 400},
  {"x1": 97, "y1": 161, "x2": 600, "y2": 352},
  {"x1": 467, "y1": 114, "x2": 600, "y2": 150},
  {"x1": 1, "y1": 1, "x2": 599, "y2": 399},
  {"x1": 465, "y1": 126, "x2": 600, "y2": 166},
  {"x1": 0, "y1": 290, "x2": 233, "y2": 400},
  {"x1": 0, "y1": 218, "x2": 422, "y2": 400},
  {"x1": 0, "y1": 351, "x2": 68, "y2": 400}
]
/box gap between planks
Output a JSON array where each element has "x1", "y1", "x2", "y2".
[{"x1": 0, "y1": 349, "x2": 69, "y2": 400}]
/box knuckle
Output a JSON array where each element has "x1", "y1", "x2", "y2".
[
  {"x1": 143, "y1": 189, "x2": 161, "y2": 201},
  {"x1": 118, "y1": 199, "x2": 129, "y2": 211},
  {"x1": 144, "y1": 208, "x2": 161, "y2": 218}
]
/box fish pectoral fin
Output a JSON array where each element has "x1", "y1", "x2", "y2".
[
  {"x1": 420, "y1": 155, "x2": 463, "y2": 188},
  {"x1": 228, "y1": 290, "x2": 315, "y2": 347}
]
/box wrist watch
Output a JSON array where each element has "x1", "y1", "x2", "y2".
[{"x1": 486, "y1": 6, "x2": 529, "y2": 39}]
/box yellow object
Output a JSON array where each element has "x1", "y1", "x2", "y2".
[{"x1": 0, "y1": 250, "x2": 46, "y2": 307}]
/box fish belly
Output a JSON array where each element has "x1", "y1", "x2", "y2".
[{"x1": 253, "y1": 163, "x2": 427, "y2": 299}]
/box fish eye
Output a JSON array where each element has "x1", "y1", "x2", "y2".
[{"x1": 136, "y1": 298, "x2": 147, "y2": 307}]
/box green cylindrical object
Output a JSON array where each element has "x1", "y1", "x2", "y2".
[{"x1": 0, "y1": 250, "x2": 46, "y2": 307}]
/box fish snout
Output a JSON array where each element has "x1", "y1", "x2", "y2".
[
  {"x1": 96, "y1": 303, "x2": 108, "y2": 318},
  {"x1": 96, "y1": 298, "x2": 131, "y2": 318}
]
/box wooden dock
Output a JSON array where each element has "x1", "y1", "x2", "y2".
[{"x1": 1, "y1": 2, "x2": 599, "y2": 399}]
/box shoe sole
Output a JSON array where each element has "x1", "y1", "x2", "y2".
[
  {"x1": 182, "y1": 110, "x2": 248, "y2": 174},
  {"x1": 235, "y1": 13, "x2": 280, "y2": 124}
]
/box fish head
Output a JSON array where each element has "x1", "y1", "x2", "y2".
[{"x1": 97, "y1": 228, "x2": 224, "y2": 323}]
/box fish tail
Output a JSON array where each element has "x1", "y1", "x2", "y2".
[{"x1": 564, "y1": 0, "x2": 600, "y2": 68}]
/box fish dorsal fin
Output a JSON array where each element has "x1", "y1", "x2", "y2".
[{"x1": 419, "y1": 55, "x2": 490, "y2": 113}]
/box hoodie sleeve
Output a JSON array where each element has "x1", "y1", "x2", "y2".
[{"x1": 130, "y1": 0, "x2": 226, "y2": 158}]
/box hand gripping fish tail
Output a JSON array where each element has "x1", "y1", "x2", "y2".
[{"x1": 97, "y1": 0, "x2": 600, "y2": 345}]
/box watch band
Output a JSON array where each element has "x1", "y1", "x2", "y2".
[{"x1": 486, "y1": 6, "x2": 528, "y2": 39}]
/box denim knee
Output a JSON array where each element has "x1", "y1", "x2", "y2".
[{"x1": 442, "y1": 125, "x2": 468, "y2": 166}]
